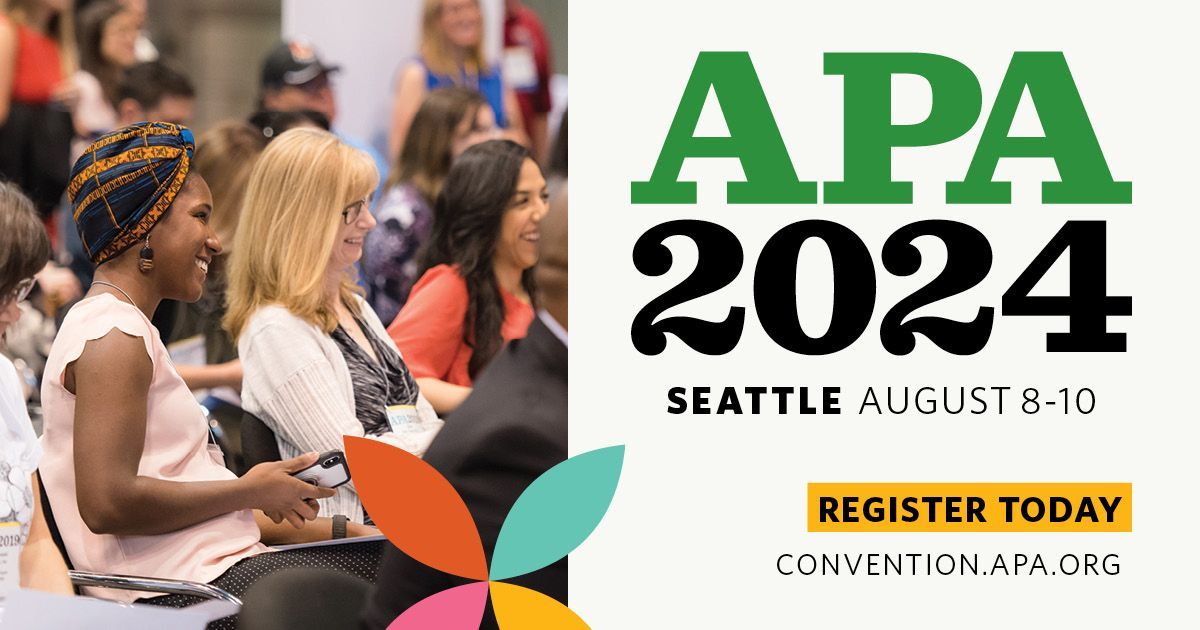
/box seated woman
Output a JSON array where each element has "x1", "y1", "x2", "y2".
[
  {"x1": 38, "y1": 123, "x2": 376, "y2": 624},
  {"x1": 0, "y1": 181, "x2": 71, "y2": 597},
  {"x1": 387, "y1": 140, "x2": 548, "y2": 414},
  {"x1": 225, "y1": 128, "x2": 443, "y2": 525},
  {"x1": 365, "y1": 86, "x2": 495, "y2": 323}
]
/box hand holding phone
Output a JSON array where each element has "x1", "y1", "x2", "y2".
[
  {"x1": 244, "y1": 452, "x2": 337, "y2": 528},
  {"x1": 290, "y1": 450, "x2": 351, "y2": 488}
]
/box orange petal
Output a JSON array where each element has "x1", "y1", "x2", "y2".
[{"x1": 345, "y1": 436, "x2": 487, "y2": 580}]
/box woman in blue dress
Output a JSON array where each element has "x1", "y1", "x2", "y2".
[{"x1": 387, "y1": 0, "x2": 526, "y2": 158}]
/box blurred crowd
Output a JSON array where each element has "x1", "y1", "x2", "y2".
[{"x1": 0, "y1": 0, "x2": 567, "y2": 628}]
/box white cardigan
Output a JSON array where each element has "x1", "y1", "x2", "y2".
[{"x1": 239, "y1": 295, "x2": 443, "y2": 523}]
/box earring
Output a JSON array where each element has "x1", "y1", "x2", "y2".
[{"x1": 138, "y1": 236, "x2": 155, "y2": 272}]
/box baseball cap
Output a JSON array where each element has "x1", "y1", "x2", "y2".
[{"x1": 261, "y1": 40, "x2": 341, "y2": 88}]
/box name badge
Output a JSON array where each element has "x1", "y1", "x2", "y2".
[
  {"x1": 386, "y1": 404, "x2": 421, "y2": 434},
  {"x1": 0, "y1": 521, "x2": 22, "y2": 610}
]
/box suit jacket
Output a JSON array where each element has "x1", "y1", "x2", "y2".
[{"x1": 362, "y1": 316, "x2": 568, "y2": 629}]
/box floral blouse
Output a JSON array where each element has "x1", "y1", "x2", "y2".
[{"x1": 363, "y1": 183, "x2": 434, "y2": 325}]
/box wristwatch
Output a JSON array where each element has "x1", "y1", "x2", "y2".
[{"x1": 332, "y1": 514, "x2": 348, "y2": 539}]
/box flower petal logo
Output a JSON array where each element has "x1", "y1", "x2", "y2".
[{"x1": 345, "y1": 437, "x2": 625, "y2": 629}]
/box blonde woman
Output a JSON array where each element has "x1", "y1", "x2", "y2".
[
  {"x1": 386, "y1": 0, "x2": 525, "y2": 158},
  {"x1": 226, "y1": 128, "x2": 443, "y2": 525}
]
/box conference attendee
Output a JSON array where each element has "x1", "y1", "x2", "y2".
[
  {"x1": 387, "y1": 0, "x2": 526, "y2": 159},
  {"x1": 0, "y1": 0, "x2": 78, "y2": 222},
  {"x1": 165, "y1": 121, "x2": 267, "y2": 393},
  {"x1": 1, "y1": 0, "x2": 83, "y2": 323},
  {"x1": 39, "y1": 123, "x2": 377, "y2": 625},
  {"x1": 363, "y1": 182, "x2": 569, "y2": 630},
  {"x1": 187, "y1": 119, "x2": 267, "y2": 352},
  {"x1": 387, "y1": 139, "x2": 546, "y2": 414},
  {"x1": 71, "y1": 0, "x2": 137, "y2": 159},
  {"x1": 0, "y1": 181, "x2": 73, "y2": 597},
  {"x1": 503, "y1": 0, "x2": 553, "y2": 160},
  {"x1": 116, "y1": 0, "x2": 155, "y2": 61},
  {"x1": 258, "y1": 40, "x2": 386, "y2": 179},
  {"x1": 114, "y1": 60, "x2": 195, "y2": 125},
  {"x1": 225, "y1": 128, "x2": 443, "y2": 525},
  {"x1": 365, "y1": 86, "x2": 496, "y2": 323}
]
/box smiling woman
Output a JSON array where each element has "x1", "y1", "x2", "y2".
[
  {"x1": 387, "y1": 139, "x2": 549, "y2": 414},
  {"x1": 38, "y1": 123, "x2": 381, "y2": 619},
  {"x1": 226, "y1": 127, "x2": 444, "y2": 526}
]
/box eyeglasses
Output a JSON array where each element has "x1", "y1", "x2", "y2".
[
  {"x1": 341, "y1": 198, "x2": 369, "y2": 225},
  {"x1": 2, "y1": 277, "x2": 36, "y2": 305}
]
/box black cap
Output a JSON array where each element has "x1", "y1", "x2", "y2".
[{"x1": 260, "y1": 40, "x2": 340, "y2": 88}]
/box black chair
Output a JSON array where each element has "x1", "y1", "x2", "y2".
[
  {"x1": 200, "y1": 397, "x2": 247, "y2": 475},
  {"x1": 36, "y1": 472, "x2": 242, "y2": 605},
  {"x1": 240, "y1": 410, "x2": 282, "y2": 471}
]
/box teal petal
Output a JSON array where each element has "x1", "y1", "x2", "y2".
[{"x1": 490, "y1": 445, "x2": 625, "y2": 581}]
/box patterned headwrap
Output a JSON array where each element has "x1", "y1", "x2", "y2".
[{"x1": 68, "y1": 122, "x2": 196, "y2": 265}]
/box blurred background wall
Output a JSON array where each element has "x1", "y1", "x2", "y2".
[{"x1": 146, "y1": 0, "x2": 282, "y2": 131}]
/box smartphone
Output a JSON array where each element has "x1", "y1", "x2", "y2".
[{"x1": 291, "y1": 450, "x2": 351, "y2": 488}]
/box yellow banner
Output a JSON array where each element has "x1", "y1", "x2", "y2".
[{"x1": 807, "y1": 483, "x2": 1131, "y2": 532}]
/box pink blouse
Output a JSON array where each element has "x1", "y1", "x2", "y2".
[{"x1": 39, "y1": 294, "x2": 266, "y2": 602}]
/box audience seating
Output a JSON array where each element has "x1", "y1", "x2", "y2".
[{"x1": 35, "y1": 472, "x2": 243, "y2": 606}]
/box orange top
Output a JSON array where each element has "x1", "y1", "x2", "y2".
[
  {"x1": 2, "y1": 15, "x2": 63, "y2": 104},
  {"x1": 388, "y1": 264, "x2": 534, "y2": 387}
]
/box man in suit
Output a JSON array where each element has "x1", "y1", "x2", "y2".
[{"x1": 360, "y1": 184, "x2": 570, "y2": 630}]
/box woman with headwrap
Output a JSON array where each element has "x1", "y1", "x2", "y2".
[{"x1": 38, "y1": 122, "x2": 379, "y2": 626}]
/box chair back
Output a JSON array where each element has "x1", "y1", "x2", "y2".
[
  {"x1": 241, "y1": 410, "x2": 282, "y2": 470},
  {"x1": 35, "y1": 471, "x2": 76, "y2": 571}
]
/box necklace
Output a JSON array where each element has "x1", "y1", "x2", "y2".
[{"x1": 91, "y1": 280, "x2": 138, "y2": 308}]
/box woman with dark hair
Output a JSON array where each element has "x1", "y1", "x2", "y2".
[
  {"x1": 71, "y1": 0, "x2": 137, "y2": 158},
  {"x1": 387, "y1": 139, "x2": 548, "y2": 414},
  {"x1": 165, "y1": 121, "x2": 268, "y2": 394},
  {"x1": 365, "y1": 86, "x2": 495, "y2": 323},
  {"x1": 0, "y1": 181, "x2": 73, "y2": 597}
]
